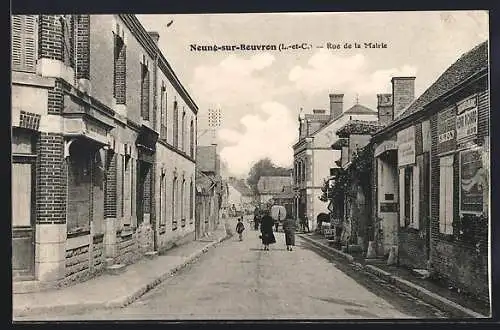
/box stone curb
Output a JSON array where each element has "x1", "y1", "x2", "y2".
[
  {"x1": 298, "y1": 234, "x2": 488, "y2": 319},
  {"x1": 13, "y1": 233, "x2": 232, "y2": 318}
]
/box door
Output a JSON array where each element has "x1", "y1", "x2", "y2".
[{"x1": 12, "y1": 158, "x2": 36, "y2": 280}]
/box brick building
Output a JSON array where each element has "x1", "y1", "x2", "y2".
[
  {"x1": 11, "y1": 15, "x2": 198, "y2": 287},
  {"x1": 293, "y1": 95, "x2": 378, "y2": 230},
  {"x1": 371, "y1": 41, "x2": 489, "y2": 302}
]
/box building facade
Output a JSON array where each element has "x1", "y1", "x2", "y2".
[
  {"x1": 257, "y1": 176, "x2": 293, "y2": 208},
  {"x1": 292, "y1": 94, "x2": 378, "y2": 230},
  {"x1": 371, "y1": 41, "x2": 489, "y2": 302},
  {"x1": 11, "y1": 15, "x2": 198, "y2": 286},
  {"x1": 195, "y1": 145, "x2": 221, "y2": 239}
]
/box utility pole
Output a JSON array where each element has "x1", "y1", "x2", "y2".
[{"x1": 197, "y1": 108, "x2": 222, "y2": 144}]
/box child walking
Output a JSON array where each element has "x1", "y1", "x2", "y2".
[{"x1": 236, "y1": 217, "x2": 245, "y2": 241}]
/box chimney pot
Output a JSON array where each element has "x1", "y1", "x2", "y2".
[
  {"x1": 329, "y1": 93, "x2": 344, "y2": 121},
  {"x1": 391, "y1": 77, "x2": 415, "y2": 119},
  {"x1": 148, "y1": 31, "x2": 160, "y2": 44}
]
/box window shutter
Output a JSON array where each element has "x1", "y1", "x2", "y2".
[
  {"x1": 439, "y1": 155, "x2": 454, "y2": 234},
  {"x1": 412, "y1": 164, "x2": 420, "y2": 229},
  {"x1": 11, "y1": 16, "x2": 23, "y2": 70},
  {"x1": 399, "y1": 168, "x2": 405, "y2": 227},
  {"x1": 24, "y1": 15, "x2": 37, "y2": 72},
  {"x1": 444, "y1": 157, "x2": 454, "y2": 235},
  {"x1": 12, "y1": 15, "x2": 37, "y2": 72}
]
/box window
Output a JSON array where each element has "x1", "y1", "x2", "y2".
[
  {"x1": 113, "y1": 24, "x2": 126, "y2": 104},
  {"x1": 302, "y1": 162, "x2": 306, "y2": 181},
  {"x1": 181, "y1": 110, "x2": 186, "y2": 152},
  {"x1": 140, "y1": 59, "x2": 150, "y2": 120},
  {"x1": 172, "y1": 177, "x2": 177, "y2": 230},
  {"x1": 439, "y1": 155, "x2": 454, "y2": 234},
  {"x1": 12, "y1": 15, "x2": 37, "y2": 73},
  {"x1": 160, "y1": 83, "x2": 167, "y2": 139},
  {"x1": 120, "y1": 154, "x2": 125, "y2": 217},
  {"x1": 122, "y1": 156, "x2": 132, "y2": 225},
  {"x1": 399, "y1": 166, "x2": 419, "y2": 228},
  {"x1": 173, "y1": 101, "x2": 179, "y2": 148},
  {"x1": 181, "y1": 179, "x2": 185, "y2": 226},
  {"x1": 159, "y1": 172, "x2": 166, "y2": 227},
  {"x1": 189, "y1": 180, "x2": 194, "y2": 221},
  {"x1": 190, "y1": 120, "x2": 194, "y2": 157},
  {"x1": 67, "y1": 145, "x2": 92, "y2": 234}
]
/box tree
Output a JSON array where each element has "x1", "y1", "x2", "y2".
[{"x1": 246, "y1": 158, "x2": 292, "y2": 194}]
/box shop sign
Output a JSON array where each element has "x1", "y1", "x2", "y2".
[
  {"x1": 437, "y1": 107, "x2": 456, "y2": 153},
  {"x1": 397, "y1": 126, "x2": 415, "y2": 166},
  {"x1": 374, "y1": 140, "x2": 397, "y2": 157},
  {"x1": 459, "y1": 147, "x2": 484, "y2": 214},
  {"x1": 456, "y1": 95, "x2": 478, "y2": 143}
]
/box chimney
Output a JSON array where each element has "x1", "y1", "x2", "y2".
[
  {"x1": 148, "y1": 31, "x2": 160, "y2": 44},
  {"x1": 329, "y1": 94, "x2": 344, "y2": 121},
  {"x1": 391, "y1": 77, "x2": 415, "y2": 119},
  {"x1": 377, "y1": 93, "x2": 393, "y2": 126}
]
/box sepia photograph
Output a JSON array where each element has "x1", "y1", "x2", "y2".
[{"x1": 10, "y1": 9, "x2": 492, "y2": 321}]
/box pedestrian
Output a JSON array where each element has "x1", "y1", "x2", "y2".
[
  {"x1": 236, "y1": 217, "x2": 245, "y2": 241},
  {"x1": 302, "y1": 216, "x2": 310, "y2": 233},
  {"x1": 253, "y1": 214, "x2": 260, "y2": 231},
  {"x1": 260, "y1": 210, "x2": 276, "y2": 250},
  {"x1": 282, "y1": 218, "x2": 296, "y2": 251},
  {"x1": 274, "y1": 219, "x2": 279, "y2": 232}
]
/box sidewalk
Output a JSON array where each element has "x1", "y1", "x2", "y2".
[
  {"x1": 13, "y1": 226, "x2": 231, "y2": 319},
  {"x1": 298, "y1": 233, "x2": 490, "y2": 319}
]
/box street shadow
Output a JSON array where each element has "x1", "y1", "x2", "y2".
[
  {"x1": 300, "y1": 241, "x2": 452, "y2": 319},
  {"x1": 310, "y1": 296, "x2": 366, "y2": 308}
]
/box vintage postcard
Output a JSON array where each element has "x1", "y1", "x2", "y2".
[{"x1": 11, "y1": 11, "x2": 491, "y2": 321}]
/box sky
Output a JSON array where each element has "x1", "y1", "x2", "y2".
[{"x1": 137, "y1": 11, "x2": 489, "y2": 178}]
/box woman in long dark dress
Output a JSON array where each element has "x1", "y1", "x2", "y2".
[
  {"x1": 282, "y1": 218, "x2": 296, "y2": 251},
  {"x1": 260, "y1": 211, "x2": 276, "y2": 250}
]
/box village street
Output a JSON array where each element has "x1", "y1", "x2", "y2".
[{"x1": 20, "y1": 218, "x2": 449, "y2": 321}]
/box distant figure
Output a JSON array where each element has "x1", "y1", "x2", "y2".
[
  {"x1": 274, "y1": 219, "x2": 279, "y2": 232},
  {"x1": 301, "y1": 216, "x2": 310, "y2": 233},
  {"x1": 283, "y1": 218, "x2": 296, "y2": 251},
  {"x1": 254, "y1": 214, "x2": 260, "y2": 230},
  {"x1": 260, "y1": 210, "x2": 276, "y2": 250},
  {"x1": 236, "y1": 217, "x2": 245, "y2": 241}
]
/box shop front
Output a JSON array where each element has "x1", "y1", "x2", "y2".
[{"x1": 135, "y1": 125, "x2": 158, "y2": 252}]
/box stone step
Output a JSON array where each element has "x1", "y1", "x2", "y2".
[
  {"x1": 341, "y1": 244, "x2": 363, "y2": 253},
  {"x1": 106, "y1": 263, "x2": 126, "y2": 276},
  {"x1": 12, "y1": 279, "x2": 58, "y2": 294},
  {"x1": 412, "y1": 268, "x2": 431, "y2": 279},
  {"x1": 144, "y1": 251, "x2": 158, "y2": 259},
  {"x1": 105, "y1": 258, "x2": 115, "y2": 267}
]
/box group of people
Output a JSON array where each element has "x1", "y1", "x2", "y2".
[{"x1": 237, "y1": 209, "x2": 296, "y2": 251}]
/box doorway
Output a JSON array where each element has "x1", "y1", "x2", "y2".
[{"x1": 12, "y1": 156, "x2": 36, "y2": 280}]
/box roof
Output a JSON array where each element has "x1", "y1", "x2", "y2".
[
  {"x1": 196, "y1": 145, "x2": 217, "y2": 172},
  {"x1": 304, "y1": 113, "x2": 331, "y2": 122},
  {"x1": 343, "y1": 104, "x2": 377, "y2": 115},
  {"x1": 228, "y1": 177, "x2": 253, "y2": 196},
  {"x1": 331, "y1": 138, "x2": 348, "y2": 150},
  {"x1": 257, "y1": 176, "x2": 293, "y2": 194},
  {"x1": 336, "y1": 120, "x2": 383, "y2": 138},
  {"x1": 375, "y1": 40, "x2": 488, "y2": 137}
]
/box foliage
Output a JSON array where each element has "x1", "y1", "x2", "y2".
[
  {"x1": 320, "y1": 144, "x2": 374, "y2": 214},
  {"x1": 246, "y1": 158, "x2": 292, "y2": 194}
]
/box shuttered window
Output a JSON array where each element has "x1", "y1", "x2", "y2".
[{"x1": 12, "y1": 15, "x2": 37, "y2": 73}]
